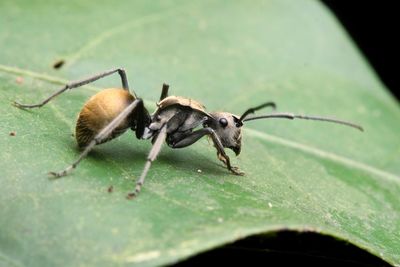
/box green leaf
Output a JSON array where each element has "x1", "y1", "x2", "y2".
[{"x1": 1, "y1": 0, "x2": 399, "y2": 266}]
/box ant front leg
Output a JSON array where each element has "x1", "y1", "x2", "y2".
[
  {"x1": 214, "y1": 146, "x2": 244, "y2": 176},
  {"x1": 170, "y1": 128, "x2": 244, "y2": 176}
]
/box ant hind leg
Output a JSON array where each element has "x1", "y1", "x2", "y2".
[
  {"x1": 49, "y1": 98, "x2": 142, "y2": 178},
  {"x1": 13, "y1": 68, "x2": 131, "y2": 109}
]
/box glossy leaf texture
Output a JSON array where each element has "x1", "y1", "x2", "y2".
[{"x1": 1, "y1": 0, "x2": 399, "y2": 266}]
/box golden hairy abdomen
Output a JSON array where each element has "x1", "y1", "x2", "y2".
[{"x1": 75, "y1": 88, "x2": 135, "y2": 147}]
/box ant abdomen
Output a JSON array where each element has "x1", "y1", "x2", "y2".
[{"x1": 75, "y1": 88, "x2": 135, "y2": 147}]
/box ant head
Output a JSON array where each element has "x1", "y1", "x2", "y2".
[
  {"x1": 205, "y1": 102, "x2": 277, "y2": 155},
  {"x1": 209, "y1": 102, "x2": 363, "y2": 156},
  {"x1": 206, "y1": 112, "x2": 243, "y2": 155}
]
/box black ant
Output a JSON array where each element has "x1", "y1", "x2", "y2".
[{"x1": 13, "y1": 68, "x2": 363, "y2": 198}]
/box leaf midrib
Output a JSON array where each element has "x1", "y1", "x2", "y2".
[{"x1": 1, "y1": 64, "x2": 399, "y2": 183}]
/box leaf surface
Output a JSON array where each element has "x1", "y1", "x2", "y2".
[{"x1": 1, "y1": 0, "x2": 399, "y2": 266}]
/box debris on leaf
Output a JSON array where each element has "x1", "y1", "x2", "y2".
[
  {"x1": 107, "y1": 185, "x2": 113, "y2": 193},
  {"x1": 126, "y1": 193, "x2": 136, "y2": 200},
  {"x1": 15, "y1": 76, "x2": 23, "y2": 84},
  {"x1": 53, "y1": 59, "x2": 65, "y2": 69}
]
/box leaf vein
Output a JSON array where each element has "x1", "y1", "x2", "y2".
[
  {"x1": 64, "y1": 2, "x2": 205, "y2": 68},
  {"x1": 245, "y1": 128, "x2": 400, "y2": 182}
]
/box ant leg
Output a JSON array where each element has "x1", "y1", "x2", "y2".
[
  {"x1": 13, "y1": 68, "x2": 130, "y2": 109},
  {"x1": 127, "y1": 124, "x2": 167, "y2": 199},
  {"x1": 170, "y1": 128, "x2": 244, "y2": 175},
  {"x1": 127, "y1": 111, "x2": 187, "y2": 198},
  {"x1": 49, "y1": 99, "x2": 142, "y2": 178},
  {"x1": 211, "y1": 138, "x2": 244, "y2": 176},
  {"x1": 133, "y1": 100, "x2": 151, "y2": 139},
  {"x1": 159, "y1": 83, "x2": 170, "y2": 101}
]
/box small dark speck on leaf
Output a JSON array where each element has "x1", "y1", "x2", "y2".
[
  {"x1": 15, "y1": 76, "x2": 23, "y2": 84},
  {"x1": 53, "y1": 59, "x2": 65, "y2": 69},
  {"x1": 126, "y1": 193, "x2": 135, "y2": 200},
  {"x1": 9, "y1": 131, "x2": 16, "y2": 136},
  {"x1": 108, "y1": 185, "x2": 113, "y2": 193}
]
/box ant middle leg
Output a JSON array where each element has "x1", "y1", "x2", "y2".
[
  {"x1": 127, "y1": 124, "x2": 168, "y2": 199},
  {"x1": 128, "y1": 111, "x2": 188, "y2": 198},
  {"x1": 159, "y1": 83, "x2": 170, "y2": 101},
  {"x1": 13, "y1": 68, "x2": 130, "y2": 109}
]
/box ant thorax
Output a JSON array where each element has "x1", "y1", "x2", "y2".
[{"x1": 142, "y1": 106, "x2": 208, "y2": 140}]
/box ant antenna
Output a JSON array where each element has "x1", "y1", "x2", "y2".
[
  {"x1": 243, "y1": 113, "x2": 363, "y2": 131},
  {"x1": 239, "y1": 102, "x2": 276, "y2": 122}
]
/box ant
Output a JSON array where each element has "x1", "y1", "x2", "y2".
[{"x1": 13, "y1": 68, "x2": 363, "y2": 198}]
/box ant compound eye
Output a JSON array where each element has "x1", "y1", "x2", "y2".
[
  {"x1": 219, "y1": 118, "x2": 228, "y2": 128},
  {"x1": 155, "y1": 115, "x2": 161, "y2": 122}
]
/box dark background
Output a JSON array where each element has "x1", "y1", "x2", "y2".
[{"x1": 321, "y1": 1, "x2": 399, "y2": 101}]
